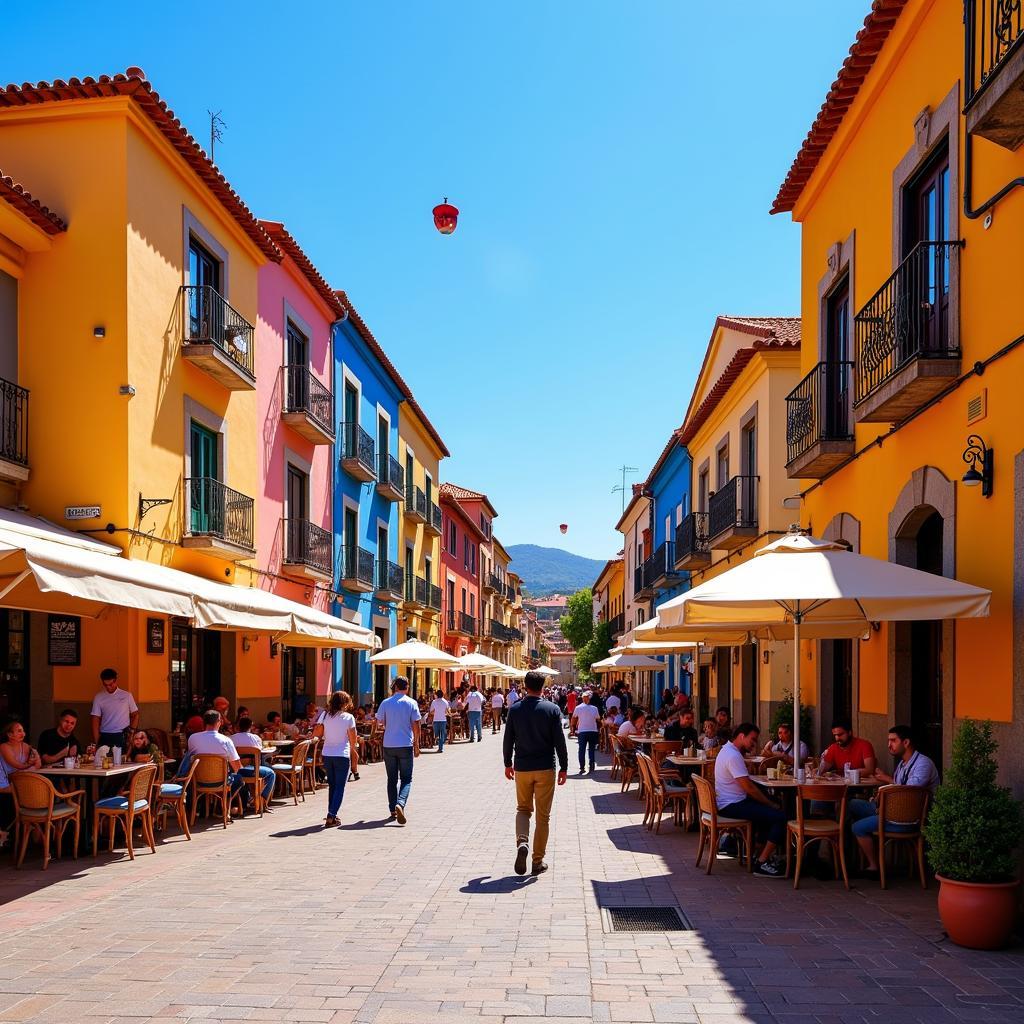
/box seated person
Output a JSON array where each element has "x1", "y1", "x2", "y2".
[
  {"x1": 231, "y1": 716, "x2": 276, "y2": 810},
  {"x1": 127, "y1": 729, "x2": 162, "y2": 763},
  {"x1": 0, "y1": 718, "x2": 40, "y2": 773},
  {"x1": 37, "y1": 709, "x2": 85, "y2": 766},
  {"x1": 698, "y1": 719, "x2": 720, "y2": 752},
  {"x1": 186, "y1": 711, "x2": 244, "y2": 801},
  {"x1": 264, "y1": 711, "x2": 298, "y2": 739},
  {"x1": 714, "y1": 706, "x2": 732, "y2": 743},
  {"x1": 665, "y1": 709, "x2": 699, "y2": 746},
  {"x1": 184, "y1": 710, "x2": 205, "y2": 736},
  {"x1": 617, "y1": 708, "x2": 646, "y2": 741},
  {"x1": 761, "y1": 722, "x2": 809, "y2": 766},
  {"x1": 820, "y1": 718, "x2": 876, "y2": 775},
  {"x1": 848, "y1": 724, "x2": 939, "y2": 878},
  {"x1": 233, "y1": 706, "x2": 250, "y2": 728},
  {"x1": 714, "y1": 723, "x2": 787, "y2": 877}
]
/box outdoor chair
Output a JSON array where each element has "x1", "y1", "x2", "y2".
[
  {"x1": 787, "y1": 783, "x2": 849, "y2": 889},
  {"x1": 873, "y1": 784, "x2": 930, "y2": 890},
  {"x1": 273, "y1": 739, "x2": 310, "y2": 805},
  {"x1": 156, "y1": 757, "x2": 198, "y2": 838},
  {"x1": 364, "y1": 723, "x2": 384, "y2": 762},
  {"x1": 11, "y1": 772, "x2": 84, "y2": 870},
  {"x1": 652, "y1": 740, "x2": 684, "y2": 782},
  {"x1": 236, "y1": 747, "x2": 268, "y2": 817},
  {"x1": 420, "y1": 721, "x2": 435, "y2": 749},
  {"x1": 191, "y1": 754, "x2": 234, "y2": 828},
  {"x1": 144, "y1": 727, "x2": 172, "y2": 757},
  {"x1": 692, "y1": 773, "x2": 753, "y2": 874},
  {"x1": 636, "y1": 752, "x2": 690, "y2": 833},
  {"x1": 303, "y1": 736, "x2": 324, "y2": 792},
  {"x1": 93, "y1": 763, "x2": 157, "y2": 860},
  {"x1": 752, "y1": 754, "x2": 783, "y2": 776},
  {"x1": 610, "y1": 735, "x2": 637, "y2": 794}
]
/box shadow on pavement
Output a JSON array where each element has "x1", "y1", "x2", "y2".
[
  {"x1": 335, "y1": 818, "x2": 395, "y2": 831},
  {"x1": 268, "y1": 823, "x2": 330, "y2": 838},
  {"x1": 460, "y1": 875, "x2": 537, "y2": 895}
]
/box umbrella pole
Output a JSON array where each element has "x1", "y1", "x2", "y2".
[{"x1": 793, "y1": 611, "x2": 802, "y2": 773}]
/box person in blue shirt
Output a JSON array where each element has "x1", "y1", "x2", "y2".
[{"x1": 375, "y1": 676, "x2": 421, "y2": 824}]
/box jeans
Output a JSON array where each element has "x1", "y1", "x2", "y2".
[
  {"x1": 515, "y1": 769, "x2": 556, "y2": 864},
  {"x1": 577, "y1": 731, "x2": 598, "y2": 771},
  {"x1": 383, "y1": 746, "x2": 414, "y2": 812},
  {"x1": 323, "y1": 755, "x2": 351, "y2": 818},
  {"x1": 848, "y1": 797, "x2": 917, "y2": 838},
  {"x1": 433, "y1": 721, "x2": 448, "y2": 751},
  {"x1": 468, "y1": 710, "x2": 482, "y2": 741},
  {"x1": 719, "y1": 797, "x2": 787, "y2": 847},
  {"x1": 237, "y1": 764, "x2": 276, "y2": 803}
]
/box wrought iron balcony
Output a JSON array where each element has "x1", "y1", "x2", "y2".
[
  {"x1": 647, "y1": 541, "x2": 679, "y2": 592},
  {"x1": 281, "y1": 365, "x2": 334, "y2": 444},
  {"x1": 427, "y1": 583, "x2": 442, "y2": 612},
  {"x1": 708, "y1": 475, "x2": 758, "y2": 549},
  {"x1": 183, "y1": 477, "x2": 255, "y2": 557},
  {"x1": 489, "y1": 618, "x2": 517, "y2": 642},
  {"x1": 425, "y1": 501, "x2": 442, "y2": 536},
  {"x1": 482, "y1": 572, "x2": 498, "y2": 594},
  {"x1": 965, "y1": 0, "x2": 1024, "y2": 148},
  {"x1": 339, "y1": 421, "x2": 376, "y2": 482},
  {"x1": 785, "y1": 361, "x2": 855, "y2": 478},
  {"x1": 633, "y1": 563, "x2": 652, "y2": 600},
  {"x1": 282, "y1": 518, "x2": 332, "y2": 579},
  {"x1": 376, "y1": 453, "x2": 405, "y2": 502},
  {"x1": 0, "y1": 377, "x2": 29, "y2": 483},
  {"x1": 180, "y1": 285, "x2": 255, "y2": 390},
  {"x1": 854, "y1": 241, "x2": 961, "y2": 423},
  {"x1": 339, "y1": 545, "x2": 374, "y2": 592},
  {"x1": 447, "y1": 610, "x2": 476, "y2": 636},
  {"x1": 608, "y1": 613, "x2": 624, "y2": 638},
  {"x1": 674, "y1": 512, "x2": 710, "y2": 570},
  {"x1": 374, "y1": 558, "x2": 405, "y2": 601},
  {"x1": 404, "y1": 484, "x2": 427, "y2": 523},
  {"x1": 403, "y1": 574, "x2": 427, "y2": 608}
]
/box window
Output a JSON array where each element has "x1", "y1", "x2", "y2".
[
  {"x1": 377, "y1": 413, "x2": 388, "y2": 464},
  {"x1": 470, "y1": 545, "x2": 476, "y2": 575},
  {"x1": 716, "y1": 443, "x2": 730, "y2": 488},
  {"x1": 446, "y1": 579, "x2": 455, "y2": 615},
  {"x1": 378, "y1": 525, "x2": 388, "y2": 562},
  {"x1": 424, "y1": 556, "x2": 432, "y2": 585},
  {"x1": 405, "y1": 547, "x2": 414, "y2": 585},
  {"x1": 698, "y1": 468, "x2": 709, "y2": 513},
  {"x1": 463, "y1": 536, "x2": 469, "y2": 569},
  {"x1": 470, "y1": 593, "x2": 475, "y2": 616},
  {"x1": 286, "y1": 321, "x2": 308, "y2": 366},
  {"x1": 405, "y1": 452, "x2": 414, "y2": 493},
  {"x1": 664, "y1": 515, "x2": 671, "y2": 544},
  {"x1": 461, "y1": 588, "x2": 467, "y2": 613},
  {"x1": 343, "y1": 383, "x2": 358, "y2": 426},
  {"x1": 286, "y1": 465, "x2": 308, "y2": 521},
  {"x1": 448, "y1": 520, "x2": 457, "y2": 554},
  {"x1": 741, "y1": 420, "x2": 757, "y2": 476},
  {"x1": 188, "y1": 237, "x2": 220, "y2": 292}
]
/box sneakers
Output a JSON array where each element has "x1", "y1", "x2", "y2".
[
  {"x1": 531, "y1": 861, "x2": 549, "y2": 876},
  {"x1": 395, "y1": 804, "x2": 407, "y2": 825},
  {"x1": 514, "y1": 842, "x2": 529, "y2": 876},
  {"x1": 753, "y1": 859, "x2": 785, "y2": 878}
]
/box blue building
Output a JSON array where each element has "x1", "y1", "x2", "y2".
[
  {"x1": 641, "y1": 432, "x2": 693, "y2": 707},
  {"x1": 333, "y1": 295, "x2": 405, "y2": 705}
]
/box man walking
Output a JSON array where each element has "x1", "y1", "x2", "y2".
[
  {"x1": 465, "y1": 683, "x2": 484, "y2": 742},
  {"x1": 570, "y1": 690, "x2": 601, "y2": 774},
  {"x1": 503, "y1": 670, "x2": 567, "y2": 876},
  {"x1": 375, "y1": 677, "x2": 420, "y2": 824},
  {"x1": 490, "y1": 687, "x2": 505, "y2": 733}
]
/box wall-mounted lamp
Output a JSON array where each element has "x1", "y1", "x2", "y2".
[
  {"x1": 119, "y1": 384, "x2": 136, "y2": 397},
  {"x1": 242, "y1": 637, "x2": 251, "y2": 653},
  {"x1": 93, "y1": 326, "x2": 106, "y2": 339},
  {"x1": 270, "y1": 641, "x2": 279, "y2": 659},
  {"x1": 762, "y1": 648, "x2": 771, "y2": 665},
  {"x1": 961, "y1": 434, "x2": 993, "y2": 497}
]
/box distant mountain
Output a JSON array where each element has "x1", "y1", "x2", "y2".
[{"x1": 507, "y1": 544, "x2": 605, "y2": 597}]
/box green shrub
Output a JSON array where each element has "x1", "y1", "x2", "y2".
[
  {"x1": 923, "y1": 719, "x2": 1023, "y2": 883},
  {"x1": 769, "y1": 689, "x2": 812, "y2": 741}
]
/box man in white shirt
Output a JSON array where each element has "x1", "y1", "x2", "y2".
[
  {"x1": 761, "y1": 723, "x2": 810, "y2": 766},
  {"x1": 848, "y1": 724, "x2": 939, "y2": 878},
  {"x1": 90, "y1": 668, "x2": 139, "y2": 751},
  {"x1": 616, "y1": 709, "x2": 646, "y2": 741},
  {"x1": 429, "y1": 691, "x2": 451, "y2": 753},
  {"x1": 605, "y1": 690, "x2": 622, "y2": 716},
  {"x1": 570, "y1": 691, "x2": 601, "y2": 774},
  {"x1": 490, "y1": 688, "x2": 505, "y2": 734},
  {"x1": 231, "y1": 716, "x2": 276, "y2": 810},
  {"x1": 188, "y1": 710, "x2": 245, "y2": 804},
  {"x1": 465, "y1": 685, "x2": 484, "y2": 742},
  {"x1": 713, "y1": 723, "x2": 787, "y2": 878}
]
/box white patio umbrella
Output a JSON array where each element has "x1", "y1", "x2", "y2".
[
  {"x1": 457, "y1": 652, "x2": 509, "y2": 673},
  {"x1": 369, "y1": 638, "x2": 461, "y2": 690},
  {"x1": 590, "y1": 653, "x2": 667, "y2": 674},
  {"x1": 652, "y1": 530, "x2": 991, "y2": 768},
  {"x1": 533, "y1": 665, "x2": 560, "y2": 677}
]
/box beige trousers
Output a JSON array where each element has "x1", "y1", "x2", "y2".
[{"x1": 515, "y1": 769, "x2": 556, "y2": 864}]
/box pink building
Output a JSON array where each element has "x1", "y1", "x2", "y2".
[{"x1": 254, "y1": 220, "x2": 343, "y2": 720}]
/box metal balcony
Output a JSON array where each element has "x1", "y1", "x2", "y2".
[
  {"x1": 608, "y1": 613, "x2": 624, "y2": 638},
  {"x1": 403, "y1": 574, "x2": 427, "y2": 609},
  {"x1": 424, "y1": 501, "x2": 442, "y2": 536},
  {"x1": 482, "y1": 572, "x2": 498, "y2": 594},
  {"x1": 708, "y1": 475, "x2": 758, "y2": 549},
  {"x1": 339, "y1": 545, "x2": 374, "y2": 592},
  {"x1": 339, "y1": 422, "x2": 376, "y2": 482},
  {"x1": 180, "y1": 285, "x2": 255, "y2": 390},
  {"x1": 785, "y1": 361, "x2": 855, "y2": 478},
  {"x1": 426, "y1": 583, "x2": 442, "y2": 614},
  {"x1": 281, "y1": 365, "x2": 334, "y2": 444},
  {"x1": 674, "y1": 512, "x2": 711, "y2": 570},
  {"x1": 0, "y1": 377, "x2": 29, "y2": 484},
  {"x1": 448, "y1": 610, "x2": 476, "y2": 637},
  {"x1": 854, "y1": 241, "x2": 961, "y2": 423},
  {"x1": 281, "y1": 518, "x2": 333, "y2": 581},
  {"x1": 376, "y1": 453, "x2": 405, "y2": 503},
  {"x1": 374, "y1": 559, "x2": 405, "y2": 602},
  {"x1": 634, "y1": 563, "x2": 654, "y2": 600},
  {"x1": 182, "y1": 477, "x2": 255, "y2": 559},
  {"x1": 647, "y1": 541, "x2": 679, "y2": 592},
  {"x1": 404, "y1": 484, "x2": 427, "y2": 524},
  {"x1": 965, "y1": 0, "x2": 1024, "y2": 148}
]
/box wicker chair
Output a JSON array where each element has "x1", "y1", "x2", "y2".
[
  {"x1": 636, "y1": 752, "x2": 690, "y2": 833},
  {"x1": 692, "y1": 773, "x2": 753, "y2": 874},
  {"x1": 191, "y1": 754, "x2": 234, "y2": 828},
  {"x1": 303, "y1": 736, "x2": 323, "y2": 792},
  {"x1": 364, "y1": 723, "x2": 385, "y2": 763},
  {"x1": 236, "y1": 746, "x2": 268, "y2": 816},
  {"x1": 11, "y1": 772, "x2": 84, "y2": 869},
  {"x1": 751, "y1": 754, "x2": 783, "y2": 776},
  {"x1": 156, "y1": 757, "x2": 198, "y2": 838},
  {"x1": 787, "y1": 783, "x2": 849, "y2": 889},
  {"x1": 874, "y1": 784, "x2": 930, "y2": 889},
  {"x1": 273, "y1": 739, "x2": 310, "y2": 805},
  {"x1": 144, "y1": 727, "x2": 172, "y2": 757},
  {"x1": 610, "y1": 735, "x2": 638, "y2": 794},
  {"x1": 93, "y1": 764, "x2": 157, "y2": 860}
]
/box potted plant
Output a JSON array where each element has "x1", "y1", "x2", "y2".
[
  {"x1": 769, "y1": 689, "x2": 812, "y2": 740},
  {"x1": 923, "y1": 719, "x2": 1023, "y2": 949}
]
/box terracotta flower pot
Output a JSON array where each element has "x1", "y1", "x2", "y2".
[{"x1": 936, "y1": 875, "x2": 1020, "y2": 949}]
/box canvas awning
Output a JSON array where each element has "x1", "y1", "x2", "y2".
[{"x1": 590, "y1": 652, "x2": 666, "y2": 673}]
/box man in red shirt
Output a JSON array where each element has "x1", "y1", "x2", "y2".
[{"x1": 820, "y1": 718, "x2": 877, "y2": 774}]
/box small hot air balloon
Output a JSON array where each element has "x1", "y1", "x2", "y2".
[
  {"x1": 559, "y1": 523, "x2": 568, "y2": 535},
  {"x1": 432, "y1": 197, "x2": 459, "y2": 235}
]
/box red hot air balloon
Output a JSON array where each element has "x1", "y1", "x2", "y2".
[
  {"x1": 432, "y1": 197, "x2": 459, "y2": 235},
  {"x1": 559, "y1": 524, "x2": 568, "y2": 534}
]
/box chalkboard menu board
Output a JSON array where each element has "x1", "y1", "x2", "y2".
[
  {"x1": 47, "y1": 614, "x2": 81, "y2": 666},
  {"x1": 146, "y1": 617, "x2": 165, "y2": 655}
]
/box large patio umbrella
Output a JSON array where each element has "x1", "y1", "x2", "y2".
[
  {"x1": 457, "y1": 652, "x2": 509, "y2": 673},
  {"x1": 369, "y1": 639, "x2": 461, "y2": 690},
  {"x1": 533, "y1": 665, "x2": 560, "y2": 677},
  {"x1": 590, "y1": 653, "x2": 667, "y2": 674},
  {"x1": 651, "y1": 530, "x2": 991, "y2": 767}
]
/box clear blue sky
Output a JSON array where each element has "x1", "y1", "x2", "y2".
[{"x1": 4, "y1": 2, "x2": 867, "y2": 560}]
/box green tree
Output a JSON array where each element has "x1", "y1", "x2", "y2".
[
  {"x1": 576, "y1": 619, "x2": 613, "y2": 680},
  {"x1": 559, "y1": 587, "x2": 594, "y2": 652}
]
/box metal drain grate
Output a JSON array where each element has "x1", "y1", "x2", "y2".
[{"x1": 602, "y1": 906, "x2": 691, "y2": 932}]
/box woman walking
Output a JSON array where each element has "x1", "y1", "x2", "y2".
[{"x1": 314, "y1": 690, "x2": 359, "y2": 827}]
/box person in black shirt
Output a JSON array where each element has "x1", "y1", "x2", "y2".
[
  {"x1": 665, "y1": 709, "x2": 699, "y2": 746},
  {"x1": 504, "y1": 671, "x2": 568, "y2": 876},
  {"x1": 37, "y1": 709, "x2": 84, "y2": 766}
]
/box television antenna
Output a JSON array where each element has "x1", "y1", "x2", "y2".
[
  {"x1": 208, "y1": 110, "x2": 227, "y2": 162},
  {"x1": 612, "y1": 465, "x2": 639, "y2": 513}
]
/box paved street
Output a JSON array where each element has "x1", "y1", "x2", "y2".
[{"x1": 0, "y1": 734, "x2": 1021, "y2": 1024}]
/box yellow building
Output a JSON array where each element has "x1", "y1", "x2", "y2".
[
  {"x1": 488, "y1": 537, "x2": 514, "y2": 666},
  {"x1": 773, "y1": 0, "x2": 1022, "y2": 778},
  {"x1": 592, "y1": 556, "x2": 625, "y2": 644},
  {"x1": 676, "y1": 316, "x2": 801, "y2": 724}
]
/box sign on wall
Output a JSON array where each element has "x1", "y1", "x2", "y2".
[
  {"x1": 47, "y1": 614, "x2": 81, "y2": 666},
  {"x1": 64, "y1": 505, "x2": 102, "y2": 520},
  {"x1": 146, "y1": 617, "x2": 165, "y2": 655}
]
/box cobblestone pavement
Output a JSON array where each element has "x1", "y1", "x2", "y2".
[{"x1": 0, "y1": 732, "x2": 1021, "y2": 1024}]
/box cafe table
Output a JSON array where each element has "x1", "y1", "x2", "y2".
[
  {"x1": 751, "y1": 773, "x2": 882, "y2": 791},
  {"x1": 38, "y1": 762, "x2": 148, "y2": 848}
]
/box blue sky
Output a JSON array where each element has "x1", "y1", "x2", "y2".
[{"x1": 4, "y1": 2, "x2": 868, "y2": 559}]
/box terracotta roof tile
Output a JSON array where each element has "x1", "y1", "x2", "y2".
[
  {"x1": 0, "y1": 69, "x2": 280, "y2": 260},
  {"x1": 334, "y1": 290, "x2": 450, "y2": 458},
  {"x1": 439, "y1": 481, "x2": 498, "y2": 519},
  {"x1": 0, "y1": 171, "x2": 66, "y2": 234},
  {"x1": 771, "y1": 1, "x2": 908, "y2": 215},
  {"x1": 259, "y1": 220, "x2": 345, "y2": 319}
]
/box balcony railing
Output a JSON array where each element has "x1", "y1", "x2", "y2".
[
  {"x1": 633, "y1": 564, "x2": 646, "y2": 597},
  {"x1": 854, "y1": 241, "x2": 960, "y2": 407},
  {"x1": 427, "y1": 583, "x2": 442, "y2": 611},
  {"x1": 0, "y1": 377, "x2": 29, "y2": 469},
  {"x1": 185, "y1": 477, "x2": 254, "y2": 550},
  {"x1": 283, "y1": 518, "x2": 332, "y2": 576},
  {"x1": 447, "y1": 610, "x2": 476, "y2": 635},
  {"x1": 339, "y1": 421, "x2": 376, "y2": 479},
  {"x1": 708, "y1": 475, "x2": 758, "y2": 540},
  {"x1": 608, "y1": 612, "x2": 624, "y2": 637},
  {"x1": 965, "y1": 0, "x2": 1024, "y2": 107},
  {"x1": 405, "y1": 484, "x2": 427, "y2": 521},
  {"x1": 375, "y1": 558, "x2": 405, "y2": 598},
  {"x1": 181, "y1": 285, "x2": 255, "y2": 378},
  {"x1": 377, "y1": 453, "x2": 405, "y2": 499},
  {"x1": 282, "y1": 364, "x2": 334, "y2": 439},
  {"x1": 427, "y1": 501, "x2": 442, "y2": 534},
  {"x1": 404, "y1": 574, "x2": 426, "y2": 606},
  {"x1": 340, "y1": 545, "x2": 375, "y2": 589},
  {"x1": 488, "y1": 572, "x2": 503, "y2": 593},
  {"x1": 647, "y1": 541, "x2": 677, "y2": 590},
  {"x1": 786, "y1": 361, "x2": 854, "y2": 466},
  {"x1": 674, "y1": 512, "x2": 710, "y2": 567}
]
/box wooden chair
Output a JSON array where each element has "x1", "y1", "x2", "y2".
[
  {"x1": 364, "y1": 723, "x2": 384, "y2": 763},
  {"x1": 448, "y1": 714, "x2": 464, "y2": 743},
  {"x1": 273, "y1": 739, "x2": 310, "y2": 805},
  {"x1": 144, "y1": 727, "x2": 172, "y2": 757},
  {"x1": 420, "y1": 720, "x2": 435, "y2": 749},
  {"x1": 636, "y1": 752, "x2": 690, "y2": 833},
  {"x1": 751, "y1": 754, "x2": 783, "y2": 776},
  {"x1": 11, "y1": 772, "x2": 84, "y2": 870},
  {"x1": 787, "y1": 783, "x2": 849, "y2": 889},
  {"x1": 303, "y1": 736, "x2": 323, "y2": 792},
  {"x1": 874, "y1": 784, "x2": 930, "y2": 889},
  {"x1": 692, "y1": 773, "x2": 753, "y2": 874},
  {"x1": 156, "y1": 757, "x2": 198, "y2": 838},
  {"x1": 191, "y1": 754, "x2": 234, "y2": 828},
  {"x1": 652, "y1": 740, "x2": 684, "y2": 783},
  {"x1": 610, "y1": 735, "x2": 638, "y2": 794},
  {"x1": 93, "y1": 764, "x2": 157, "y2": 860},
  {"x1": 608, "y1": 733, "x2": 623, "y2": 781},
  {"x1": 236, "y1": 747, "x2": 268, "y2": 817}
]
